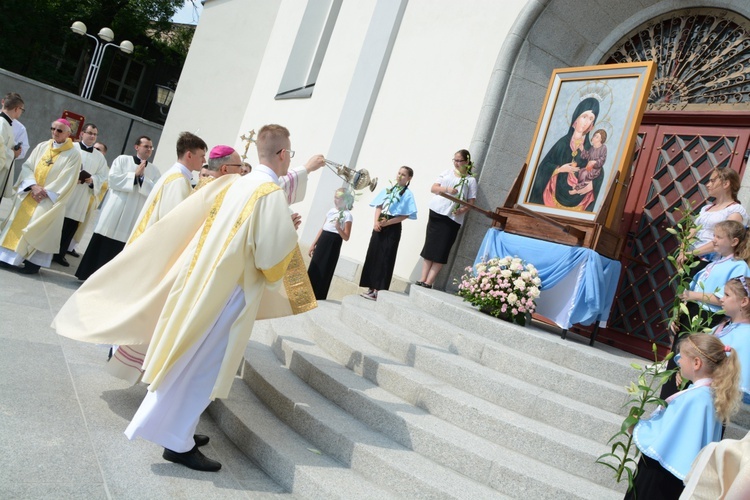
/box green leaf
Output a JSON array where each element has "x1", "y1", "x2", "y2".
[
  {"x1": 621, "y1": 415, "x2": 638, "y2": 432},
  {"x1": 597, "y1": 461, "x2": 619, "y2": 474}
]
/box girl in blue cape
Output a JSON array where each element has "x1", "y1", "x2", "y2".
[
  {"x1": 626, "y1": 333, "x2": 741, "y2": 500},
  {"x1": 360, "y1": 166, "x2": 417, "y2": 300},
  {"x1": 661, "y1": 220, "x2": 750, "y2": 399},
  {"x1": 714, "y1": 276, "x2": 750, "y2": 404},
  {"x1": 679, "y1": 220, "x2": 750, "y2": 321}
]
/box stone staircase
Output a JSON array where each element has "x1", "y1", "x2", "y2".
[{"x1": 207, "y1": 286, "x2": 749, "y2": 498}]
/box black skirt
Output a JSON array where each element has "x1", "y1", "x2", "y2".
[
  {"x1": 624, "y1": 455, "x2": 684, "y2": 500},
  {"x1": 308, "y1": 230, "x2": 343, "y2": 300},
  {"x1": 75, "y1": 233, "x2": 126, "y2": 280},
  {"x1": 420, "y1": 209, "x2": 461, "y2": 264},
  {"x1": 359, "y1": 222, "x2": 402, "y2": 291}
]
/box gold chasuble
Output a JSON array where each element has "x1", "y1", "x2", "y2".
[
  {"x1": 53, "y1": 173, "x2": 317, "y2": 398},
  {"x1": 0, "y1": 139, "x2": 80, "y2": 257},
  {"x1": 141, "y1": 176, "x2": 301, "y2": 399}
]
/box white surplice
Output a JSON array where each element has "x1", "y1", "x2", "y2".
[
  {"x1": 127, "y1": 162, "x2": 192, "y2": 243},
  {"x1": 64, "y1": 144, "x2": 108, "y2": 223},
  {"x1": 94, "y1": 155, "x2": 160, "y2": 243},
  {"x1": 0, "y1": 115, "x2": 14, "y2": 198}
]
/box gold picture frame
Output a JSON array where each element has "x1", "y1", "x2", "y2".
[{"x1": 517, "y1": 61, "x2": 656, "y2": 223}]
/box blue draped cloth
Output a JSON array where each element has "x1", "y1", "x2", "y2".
[{"x1": 474, "y1": 228, "x2": 621, "y2": 326}]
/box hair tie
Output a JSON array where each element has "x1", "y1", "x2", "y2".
[{"x1": 724, "y1": 345, "x2": 732, "y2": 353}]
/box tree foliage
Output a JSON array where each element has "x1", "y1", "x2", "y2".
[{"x1": 0, "y1": 0, "x2": 189, "y2": 92}]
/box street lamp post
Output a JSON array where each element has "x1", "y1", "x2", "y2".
[{"x1": 71, "y1": 21, "x2": 134, "y2": 100}]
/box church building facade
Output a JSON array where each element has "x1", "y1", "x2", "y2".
[{"x1": 157, "y1": 0, "x2": 750, "y2": 356}]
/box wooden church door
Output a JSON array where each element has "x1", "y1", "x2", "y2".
[{"x1": 594, "y1": 113, "x2": 750, "y2": 357}]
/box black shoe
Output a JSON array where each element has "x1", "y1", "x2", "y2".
[
  {"x1": 53, "y1": 254, "x2": 70, "y2": 267},
  {"x1": 194, "y1": 434, "x2": 209, "y2": 447},
  {"x1": 415, "y1": 281, "x2": 424, "y2": 287},
  {"x1": 162, "y1": 445, "x2": 221, "y2": 472},
  {"x1": 67, "y1": 249, "x2": 80, "y2": 258},
  {"x1": 18, "y1": 261, "x2": 40, "y2": 275}
]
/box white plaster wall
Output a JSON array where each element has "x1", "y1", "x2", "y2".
[
  {"x1": 163, "y1": 0, "x2": 525, "y2": 286},
  {"x1": 236, "y1": 0, "x2": 377, "y2": 220},
  {"x1": 259, "y1": 0, "x2": 521, "y2": 284},
  {"x1": 343, "y1": 0, "x2": 523, "y2": 282},
  {"x1": 154, "y1": 0, "x2": 282, "y2": 172}
]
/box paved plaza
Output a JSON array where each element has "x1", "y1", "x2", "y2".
[{"x1": 0, "y1": 200, "x2": 291, "y2": 499}]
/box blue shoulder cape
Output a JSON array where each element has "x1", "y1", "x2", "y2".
[
  {"x1": 633, "y1": 385, "x2": 721, "y2": 480},
  {"x1": 715, "y1": 322, "x2": 750, "y2": 396},
  {"x1": 370, "y1": 187, "x2": 417, "y2": 219}
]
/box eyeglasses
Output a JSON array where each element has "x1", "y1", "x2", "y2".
[
  {"x1": 452, "y1": 158, "x2": 467, "y2": 163},
  {"x1": 50, "y1": 127, "x2": 65, "y2": 133},
  {"x1": 19, "y1": 107, "x2": 24, "y2": 113},
  {"x1": 139, "y1": 145, "x2": 154, "y2": 149},
  {"x1": 83, "y1": 130, "x2": 98, "y2": 136},
  {"x1": 276, "y1": 148, "x2": 295, "y2": 158}
]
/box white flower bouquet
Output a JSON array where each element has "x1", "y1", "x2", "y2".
[{"x1": 456, "y1": 256, "x2": 542, "y2": 326}]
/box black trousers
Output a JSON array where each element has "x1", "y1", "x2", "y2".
[{"x1": 57, "y1": 217, "x2": 80, "y2": 256}]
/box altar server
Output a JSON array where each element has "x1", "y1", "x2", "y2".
[{"x1": 75, "y1": 135, "x2": 160, "y2": 280}]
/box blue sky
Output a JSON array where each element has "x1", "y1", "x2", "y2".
[{"x1": 172, "y1": 0, "x2": 203, "y2": 25}]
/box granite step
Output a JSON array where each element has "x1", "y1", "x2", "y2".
[
  {"x1": 241, "y1": 325, "x2": 505, "y2": 499},
  {"x1": 336, "y1": 296, "x2": 623, "y2": 444},
  {"x1": 263, "y1": 312, "x2": 621, "y2": 498},
  {"x1": 400, "y1": 287, "x2": 640, "y2": 385},
  {"x1": 209, "y1": 376, "x2": 391, "y2": 499},
  {"x1": 374, "y1": 289, "x2": 750, "y2": 438},
  {"x1": 302, "y1": 302, "x2": 624, "y2": 492},
  {"x1": 364, "y1": 291, "x2": 634, "y2": 415}
]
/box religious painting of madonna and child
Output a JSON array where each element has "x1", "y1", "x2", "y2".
[{"x1": 517, "y1": 62, "x2": 655, "y2": 222}]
